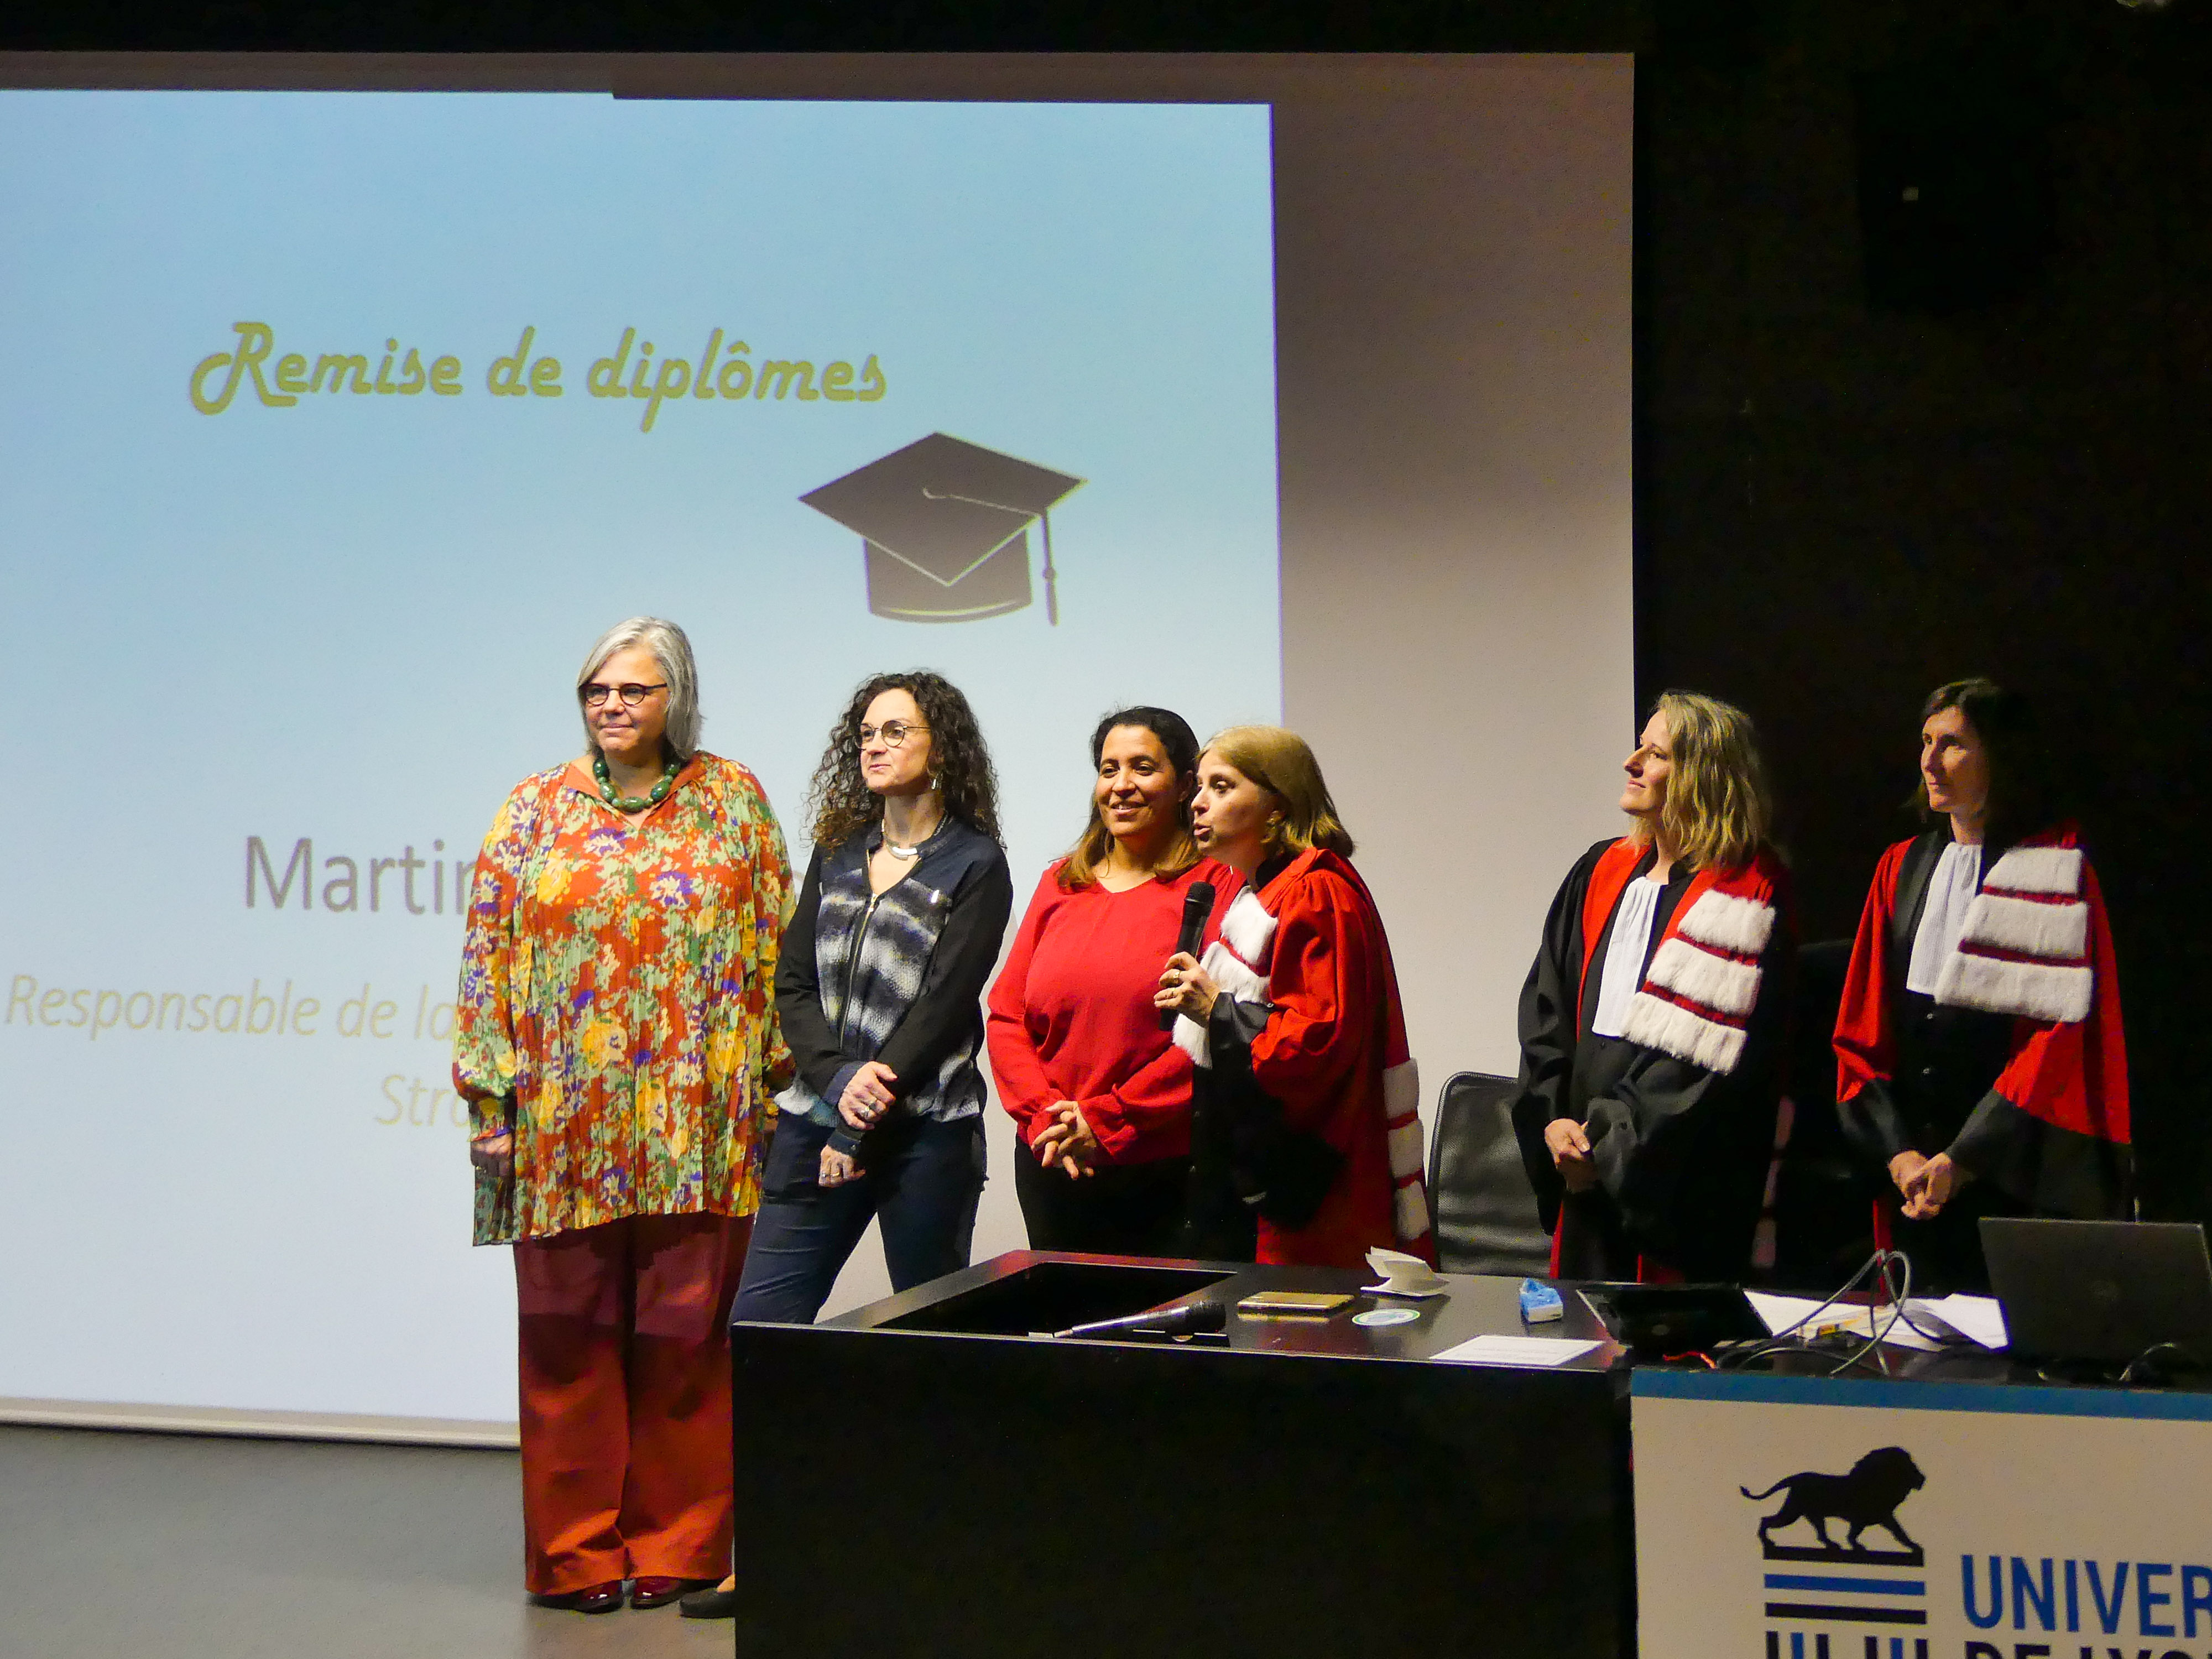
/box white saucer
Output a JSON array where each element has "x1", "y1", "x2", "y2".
[{"x1": 1353, "y1": 1306, "x2": 1424, "y2": 1327}]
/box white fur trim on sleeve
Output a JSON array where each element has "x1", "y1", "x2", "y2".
[
  {"x1": 1644, "y1": 937, "x2": 1762, "y2": 1018},
  {"x1": 1171, "y1": 1012, "x2": 1209, "y2": 1066},
  {"x1": 1934, "y1": 951, "x2": 2093, "y2": 1024},
  {"x1": 1381, "y1": 1060, "x2": 1431, "y2": 1243},
  {"x1": 1171, "y1": 938, "x2": 1271, "y2": 1067},
  {"x1": 1388, "y1": 1115, "x2": 1426, "y2": 1179},
  {"x1": 1394, "y1": 1182, "x2": 1432, "y2": 1246},
  {"x1": 1383, "y1": 1057, "x2": 1420, "y2": 1126},
  {"x1": 1960, "y1": 892, "x2": 2089, "y2": 962},
  {"x1": 1619, "y1": 992, "x2": 1749, "y2": 1074},
  {"x1": 1984, "y1": 844, "x2": 2083, "y2": 898},
  {"x1": 1200, "y1": 942, "x2": 1269, "y2": 1006},
  {"x1": 1219, "y1": 890, "x2": 1278, "y2": 968},
  {"x1": 1674, "y1": 889, "x2": 1776, "y2": 956}
]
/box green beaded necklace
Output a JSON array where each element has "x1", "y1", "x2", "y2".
[{"x1": 594, "y1": 753, "x2": 682, "y2": 813}]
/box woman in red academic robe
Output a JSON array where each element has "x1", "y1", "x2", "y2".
[
  {"x1": 1833, "y1": 677, "x2": 2130, "y2": 1292},
  {"x1": 1508, "y1": 692, "x2": 1796, "y2": 1284},
  {"x1": 1155, "y1": 726, "x2": 1433, "y2": 1269}
]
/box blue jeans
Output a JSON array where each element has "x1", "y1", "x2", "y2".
[{"x1": 730, "y1": 1111, "x2": 987, "y2": 1324}]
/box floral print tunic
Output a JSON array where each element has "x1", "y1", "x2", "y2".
[{"x1": 453, "y1": 753, "x2": 794, "y2": 1245}]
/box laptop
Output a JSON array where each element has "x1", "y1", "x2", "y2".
[{"x1": 1981, "y1": 1218, "x2": 2212, "y2": 1364}]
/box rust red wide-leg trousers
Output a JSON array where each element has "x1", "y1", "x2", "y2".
[{"x1": 512, "y1": 1212, "x2": 752, "y2": 1594}]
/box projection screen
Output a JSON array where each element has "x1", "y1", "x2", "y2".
[{"x1": 0, "y1": 53, "x2": 1632, "y2": 1437}]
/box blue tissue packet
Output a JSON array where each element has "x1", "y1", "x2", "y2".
[{"x1": 1518, "y1": 1279, "x2": 1564, "y2": 1323}]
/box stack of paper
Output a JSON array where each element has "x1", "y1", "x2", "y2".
[{"x1": 1744, "y1": 1290, "x2": 2008, "y2": 1352}]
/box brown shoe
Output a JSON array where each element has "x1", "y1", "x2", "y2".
[{"x1": 630, "y1": 1575, "x2": 717, "y2": 1610}]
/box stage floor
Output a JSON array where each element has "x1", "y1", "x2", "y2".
[{"x1": 0, "y1": 1425, "x2": 731, "y2": 1658}]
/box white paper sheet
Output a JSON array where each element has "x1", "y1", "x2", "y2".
[
  {"x1": 1745, "y1": 1291, "x2": 1877, "y2": 1339},
  {"x1": 1744, "y1": 1290, "x2": 2006, "y2": 1352},
  {"x1": 1907, "y1": 1292, "x2": 2010, "y2": 1349},
  {"x1": 1431, "y1": 1334, "x2": 1601, "y2": 1368}
]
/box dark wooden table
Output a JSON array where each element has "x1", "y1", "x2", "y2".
[{"x1": 730, "y1": 1251, "x2": 1632, "y2": 1659}]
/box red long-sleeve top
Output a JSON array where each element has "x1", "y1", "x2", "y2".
[{"x1": 987, "y1": 859, "x2": 1239, "y2": 1166}]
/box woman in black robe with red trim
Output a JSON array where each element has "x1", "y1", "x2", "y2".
[
  {"x1": 1832, "y1": 678, "x2": 2130, "y2": 1292},
  {"x1": 1511, "y1": 692, "x2": 1796, "y2": 1285}
]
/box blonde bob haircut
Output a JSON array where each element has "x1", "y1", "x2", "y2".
[
  {"x1": 1634, "y1": 690, "x2": 1771, "y2": 870},
  {"x1": 1202, "y1": 725, "x2": 1355, "y2": 859},
  {"x1": 576, "y1": 616, "x2": 701, "y2": 760}
]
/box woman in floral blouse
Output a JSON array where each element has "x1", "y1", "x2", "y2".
[{"x1": 454, "y1": 616, "x2": 792, "y2": 1616}]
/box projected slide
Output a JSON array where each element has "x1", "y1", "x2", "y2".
[{"x1": 0, "y1": 92, "x2": 1279, "y2": 1422}]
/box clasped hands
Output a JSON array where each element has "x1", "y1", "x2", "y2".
[
  {"x1": 469, "y1": 1062, "x2": 912, "y2": 1192},
  {"x1": 818, "y1": 1061, "x2": 901, "y2": 1188},
  {"x1": 1542, "y1": 1118, "x2": 1603, "y2": 1193},
  {"x1": 1888, "y1": 1149, "x2": 1965, "y2": 1219},
  {"x1": 1030, "y1": 1100, "x2": 1103, "y2": 1180}
]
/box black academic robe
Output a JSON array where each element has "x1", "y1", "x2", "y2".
[
  {"x1": 1833, "y1": 823, "x2": 2131, "y2": 1292},
  {"x1": 1509, "y1": 837, "x2": 1794, "y2": 1284}
]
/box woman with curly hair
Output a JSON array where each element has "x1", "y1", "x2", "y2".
[
  {"x1": 727, "y1": 669, "x2": 1013, "y2": 1323},
  {"x1": 1507, "y1": 691, "x2": 1797, "y2": 1284}
]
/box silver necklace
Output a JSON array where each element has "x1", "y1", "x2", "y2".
[{"x1": 883, "y1": 816, "x2": 942, "y2": 859}]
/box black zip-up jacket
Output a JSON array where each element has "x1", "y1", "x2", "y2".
[{"x1": 775, "y1": 817, "x2": 1012, "y2": 1162}]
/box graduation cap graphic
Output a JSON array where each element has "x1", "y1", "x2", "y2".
[{"x1": 800, "y1": 433, "x2": 1086, "y2": 624}]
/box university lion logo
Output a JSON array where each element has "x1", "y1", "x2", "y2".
[{"x1": 1741, "y1": 1446, "x2": 1925, "y2": 1557}]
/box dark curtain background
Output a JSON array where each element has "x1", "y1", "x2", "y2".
[{"x1": 1635, "y1": 0, "x2": 2212, "y2": 1224}]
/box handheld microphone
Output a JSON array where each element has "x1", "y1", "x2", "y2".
[
  {"x1": 1159, "y1": 879, "x2": 1217, "y2": 1030},
  {"x1": 1057, "y1": 1298, "x2": 1228, "y2": 1341}
]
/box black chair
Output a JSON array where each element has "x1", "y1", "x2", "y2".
[{"x1": 1426, "y1": 1070, "x2": 1553, "y2": 1276}]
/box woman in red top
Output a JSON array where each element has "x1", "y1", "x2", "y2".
[
  {"x1": 1155, "y1": 726, "x2": 1434, "y2": 1269},
  {"x1": 987, "y1": 707, "x2": 1237, "y2": 1255}
]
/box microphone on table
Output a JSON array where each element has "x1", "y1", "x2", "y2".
[
  {"x1": 1159, "y1": 879, "x2": 1217, "y2": 1031},
  {"x1": 1056, "y1": 1299, "x2": 1229, "y2": 1342}
]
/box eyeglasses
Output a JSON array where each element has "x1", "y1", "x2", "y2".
[
  {"x1": 580, "y1": 682, "x2": 668, "y2": 708},
  {"x1": 858, "y1": 721, "x2": 930, "y2": 748}
]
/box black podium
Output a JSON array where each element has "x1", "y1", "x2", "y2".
[{"x1": 729, "y1": 1251, "x2": 1632, "y2": 1659}]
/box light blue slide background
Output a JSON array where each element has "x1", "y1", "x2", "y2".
[{"x1": 0, "y1": 92, "x2": 1279, "y2": 1420}]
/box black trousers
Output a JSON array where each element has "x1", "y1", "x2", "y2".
[{"x1": 1013, "y1": 1143, "x2": 1191, "y2": 1257}]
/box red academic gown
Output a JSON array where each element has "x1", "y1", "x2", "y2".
[
  {"x1": 1833, "y1": 822, "x2": 2130, "y2": 1288},
  {"x1": 1173, "y1": 848, "x2": 1434, "y2": 1269},
  {"x1": 1509, "y1": 838, "x2": 1795, "y2": 1284}
]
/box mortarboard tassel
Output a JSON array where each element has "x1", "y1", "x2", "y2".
[{"x1": 1039, "y1": 509, "x2": 1057, "y2": 625}]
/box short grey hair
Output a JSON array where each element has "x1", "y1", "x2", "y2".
[{"x1": 576, "y1": 617, "x2": 701, "y2": 759}]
